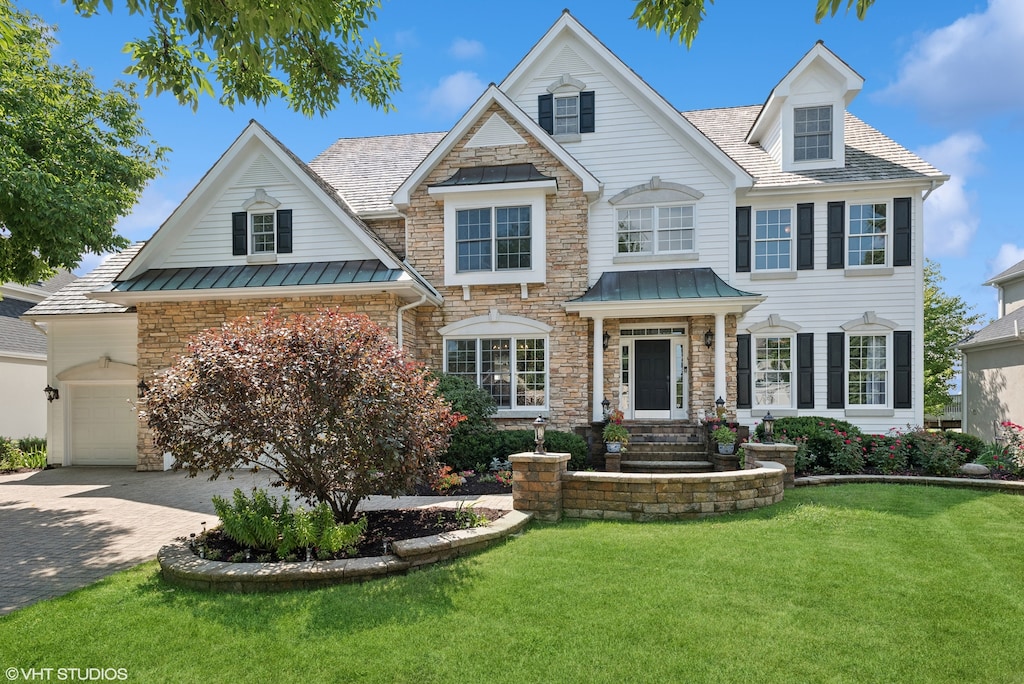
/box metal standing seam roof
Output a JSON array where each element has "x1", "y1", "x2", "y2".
[
  {"x1": 430, "y1": 163, "x2": 556, "y2": 187},
  {"x1": 571, "y1": 268, "x2": 759, "y2": 303},
  {"x1": 111, "y1": 260, "x2": 405, "y2": 293}
]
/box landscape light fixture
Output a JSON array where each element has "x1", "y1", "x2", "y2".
[
  {"x1": 533, "y1": 415, "x2": 547, "y2": 454},
  {"x1": 715, "y1": 396, "x2": 726, "y2": 420},
  {"x1": 762, "y1": 412, "x2": 776, "y2": 444}
]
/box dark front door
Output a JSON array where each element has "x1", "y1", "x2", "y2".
[{"x1": 635, "y1": 339, "x2": 671, "y2": 411}]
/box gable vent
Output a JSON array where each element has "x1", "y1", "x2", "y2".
[
  {"x1": 466, "y1": 113, "x2": 526, "y2": 148},
  {"x1": 238, "y1": 153, "x2": 287, "y2": 186},
  {"x1": 540, "y1": 45, "x2": 592, "y2": 80}
]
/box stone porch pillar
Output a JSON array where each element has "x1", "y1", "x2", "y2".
[{"x1": 510, "y1": 452, "x2": 570, "y2": 522}]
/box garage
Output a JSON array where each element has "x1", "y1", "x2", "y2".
[{"x1": 69, "y1": 384, "x2": 138, "y2": 466}]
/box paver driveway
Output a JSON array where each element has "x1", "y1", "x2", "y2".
[{"x1": 0, "y1": 467, "x2": 511, "y2": 615}]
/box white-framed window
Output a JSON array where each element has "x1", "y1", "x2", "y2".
[
  {"x1": 848, "y1": 334, "x2": 888, "y2": 406},
  {"x1": 455, "y1": 206, "x2": 531, "y2": 273},
  {"x1": 554, "y1": 95, "x2": 579, "y2": 135},
  {"x1": 754, "y1": 335, "x2": 793, "y2": 408},
  {"x1": 251, "y1": 212, "x2": 275, "y2": 253},
  {"x1": 754, "y1": 208, "x2": 792, "y2": 271},
  {"x1": 848, "y1": 202, "x2": 888, "y2": 267},
  {"x1": 794, "y1": 105, "x2": 832, "y2": 161},
  {"x1": 616, "y1": 205, "x2": 695, "y2": 255},
  {"x1": 445, "y1": 336, "x2": 547, "y2": 410}
]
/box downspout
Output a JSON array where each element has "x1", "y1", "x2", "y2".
[{"x1": 397, "y1": 294, "x2": 427, "y2": 349}]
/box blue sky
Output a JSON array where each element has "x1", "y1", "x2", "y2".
[{"x1": 34, "y1": 0, "x2": 1024, "y2": 322}]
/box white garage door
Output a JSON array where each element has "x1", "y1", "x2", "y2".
[{"x1": 70, "y1": 384, "x2": 138, "y2": 466}]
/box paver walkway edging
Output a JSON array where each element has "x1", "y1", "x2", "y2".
[
  {"x1": 158, "y1": 509, "x2": 532, "y2": 592},
  {"x1": 795, "y1": 474, "x2": 1024, "y2": 494}
]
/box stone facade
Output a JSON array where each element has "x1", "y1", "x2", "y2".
[
  {"x1": 364, "y1": 218, "x2": 406, "y2": 259},
  {"x1": 404, "y1": 105, "x2": 592, "y2": 432},
  {"x1": 510, "y1": 452, "x2": 571, "y2": 522},
  {"x1": 135, "y1": 294, "x2": 405, "y2": 470}
]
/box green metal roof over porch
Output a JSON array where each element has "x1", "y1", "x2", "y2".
[{"x1": 565, "y1": 268, "x2": 764, "y2": 318}]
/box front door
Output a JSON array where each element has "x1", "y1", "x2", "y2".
[{"x1": 635, "y1": 339, "x2": 671, "y2": 416}]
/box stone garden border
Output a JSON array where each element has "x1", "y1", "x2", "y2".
[
  {"x1": 796, "y1": 473, "x2": 1024, "y2": 493},
  {"x1": 158, "y1": 509, "x2": 531, "y2": 592}
]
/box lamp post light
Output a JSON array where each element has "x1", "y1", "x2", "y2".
[
  {"x1": 533, "y1": 415, "x2": 547, "y2": 454},
  {"x1": 44, "y1": 385, "x2": 59, "y2": 402},
  {"x1": 715, "y1": 396, "x2": 726, "y2": 420},
  {"x1": 762, "y1": 412, "x2": 776, "y2": 444}
]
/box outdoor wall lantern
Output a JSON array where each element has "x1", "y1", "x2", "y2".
[
  {"x1": 601, "y1": 398, "x2": 611, "y2": 420},
  {"x1": 704, "y1": 329, "x2": 714, "y2": 348},
  {"x1": 533, "y1": 415, "x2": 547, "y2": 454},
  {"x1": 602, "y1": 330, "x2": 611, "y2": 351},
  {"x1": 762, "y1": 412, "x2": 776, "y2": 444},
  {"x1": 137, "y1": 378, "x2": 149, "y2": 399},
  {"x1": 44, "y1": 384, "x2": 59, "y2": 402},
  {"x1": 715, "y1": 396, "x2": 726, "y2": 420}
]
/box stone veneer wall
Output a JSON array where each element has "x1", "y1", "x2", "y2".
[
  {"x1": 364, "y1": 217, "x2": 406, "y2": 259},
  {"x1": 602, "y1": 314, "x2": 739, "y2": 420},
  {"x1": 135, "y1": 293, "x2": 405, "y2": 470},
  {"x1": 404, "y1": 104, "x2": 591, "y2": 432}
]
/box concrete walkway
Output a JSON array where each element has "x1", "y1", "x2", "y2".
[{"x1": 0, "y1": 467, "x2": 512, "y2": 616}]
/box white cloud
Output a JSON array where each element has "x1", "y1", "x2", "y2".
[
  {"x1": 879, "y1": 0, "x2": 1024, "y2": 124},
  {"x1": 426, "y1": 71, "x2": 485, "y2": 117},
  {"x1": 990, "y1": 243, "x2": 1024, "y2": 278},
  {"x1": 114, "y1": 186, "x2": 178, "y2": 243},
  {"x1": 918, "y1": 132, "x2": 985, "y2": 256},
  {"x1": 449, "y1": 38, "x2": 484, "y2": 60}
]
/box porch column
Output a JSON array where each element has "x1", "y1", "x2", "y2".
[
  {"x1": 593, "y1": 317, "x2": 605, "y2": 422},
  {"x1": 714, "y1": 311, "x2": 726, "y2": 406}
]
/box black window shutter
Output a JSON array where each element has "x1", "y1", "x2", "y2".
[
  {"x1": 579, "y1": 91, "x2": 595, "y2": 133},
  {"x1": 827, "y1": 201, "x2": 844, "y2": 269},
  {"x1": 538, "y1": 94, "x2": 553, "y2": 134},
  {"x1": 893, "y1": 330, "x2": 912, "y2": 408},
  {"x1": 737, "y1": 334, "x2": 752, "y2": 409},
  {"x1": 797, "y1": 203, "x2": 814, "y2": 270},
  {"x1": 827, "y1": 332, "x2": 845, "y2": 409},
  {"x1": 232, "y1": 212, "x2": 247, "y2": 256},
  {"x1": 736, "y1": 206, "x2": 751, "y2": 273},
  {"x1": 893, "y1": 197, "x2": 912, "y2": 267},
  {"x1": 797, "y1": 332, "x2": 814, "y2": 409},
  {"x1": 276, "y1": 209, "x2": 293, "y2": 254}
]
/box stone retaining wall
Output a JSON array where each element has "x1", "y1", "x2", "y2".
[{"x1": 510, "y1": 452, "x2": 787, "y2": 522}]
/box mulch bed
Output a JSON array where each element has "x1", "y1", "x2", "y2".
[
  {"x1": 414, "y1": 474, "x2": 512, "y2": 497},
  {"x1": 801, "y1": 467, "x2": 1024, "y2": 481}
]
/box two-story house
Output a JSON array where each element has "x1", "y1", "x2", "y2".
[
  {"x1": 25, "y1": 12, "x2": 945, "y2": 469},
  {"x1": 960, "y1": 259, "x2": 1024, "y2": 439}
]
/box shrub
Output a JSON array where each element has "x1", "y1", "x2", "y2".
[
  {"x1": 829, "y1": 434, "x2": 866, "y2": 474},
  {"x1": 942, "y1": 431, "x2": 985, "y2": 462},
  {"x1": 0, "y1": 437, "x2": 45, "y2": 471},
  {"x1": 211, "y1": 488, "x2": 365, "y2": 561},
  {"x1": 976, "y1": 443, "x2": 1020, "y2": 475},
  {"x1": 145, "y1": 310, "x2": 462, "y2": 523},
  {"x1": 440, "y1": 429, "x2": 588, "y2": 471},
  {"x1": 865, "y1": 434, "x2": 910, "y2": 474},
  {"x1": 905, "y1": 430, "x2": 970, "y2": 476},
  {"x1": 434, "y1": 373, "x2": 496, "y2": 471}
]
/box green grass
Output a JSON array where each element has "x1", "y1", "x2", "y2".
[{"x1": 3, "y1": 484, "x2": 1024, "y2": 683}]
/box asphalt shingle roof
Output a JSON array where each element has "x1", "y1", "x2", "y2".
[
  {"x1": 23, "y1": 246, "x2": 143, "y2": 317},
  {"x1": 987, "y1": 259, "x2": 1024, "y2": 286},
  {"x1": 681, "y1": 105, "x2": 945, "y2": 189},
  {"x1": 961, "y1": 308, "x2": 1024, "y2": 349},
  {"x1": 308, "y1": 132, "x2": 446, "y2": 215},
  {"x1": 0, "y1": 297, "x2": 45, "y2": 356}
]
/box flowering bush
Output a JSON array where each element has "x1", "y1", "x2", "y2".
[
  {"x1": 495, "y1": 469, "x2": 513, "y2": 486},
  {"x1": 999, "y1": 421, "x2": 1024, "y2": 470},
  {"x1": 432, "y1": 465, "x2": 468, "y2": 493},
  {"x1": 865, "y1": 433, "x2": 910, "y2": 475}
]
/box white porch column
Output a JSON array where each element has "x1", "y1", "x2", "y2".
[
  {"x1": 714, "y1": 311, "x2": 726, "y2": 407},
  {"x1": 593, "y1": 317, "x2": 605, "y2": 422}
]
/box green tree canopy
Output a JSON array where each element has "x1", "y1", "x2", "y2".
[
  {"x1": 0, "y1": 7, "x2": 165, "y2": 284},
  {"x1": 64, "y1": 0, "x2": 401, "y2": 117},
  {"x1": 923, "y1": 259, "x2": 984, "y2": 416},
  {"x1": 632, "y1": 0, "x2": 876, "y2": 47}
]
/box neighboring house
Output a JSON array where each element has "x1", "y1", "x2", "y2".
[
  {"x1": 0, "y1": 272, "x2": 77, "y2": 439},
  {"x1": 960, "y1": 259, "x2": 1024, "y2": 439},
  {"x1": 24, "y1": 12, "x2": 945, "y2": 469}
]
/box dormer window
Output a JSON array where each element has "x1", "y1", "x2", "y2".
[
  {"x1": 538, "y1": 74, "x2": 595, "y2": 139},
  {"x1": 794, "y1": 106, "x2": 832, "y2": 161}
]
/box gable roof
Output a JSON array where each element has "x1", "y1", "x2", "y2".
[
  {"x1": 684, "y1": 106, "x2": 945, "y2": 190},
  {"x1": 392, "y1": 85, "x2": 602, "y2": 209},
  {"x1": 23, "y1": 246, "x2": 142, "y2": 318},
  {"x1": 117, "y1": 120, "x2": 414, "y2": 284},
  {"x1": 0, "y1": 297, "x2": 45, "y2": 357},
  {"x1": 986, "y1": 259, "x2": 1024, "y2": 287},
  {"x1": 499, "y1": 10, "x2": 752, "y2": 189}
]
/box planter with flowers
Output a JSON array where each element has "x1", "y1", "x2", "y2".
[
  {"x1": 602, "y1": 409, "x2": 630, "y2": 453},
  {"x1": 712, "y1": 424, "x2": 738, "y2": 455}
]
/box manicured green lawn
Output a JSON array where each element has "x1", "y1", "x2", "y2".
[{"x1": 3, "y1": 484, "x2": 1024, "y2": 683}]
